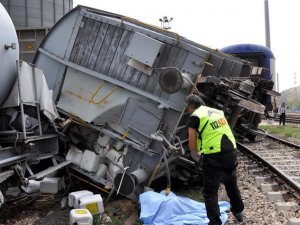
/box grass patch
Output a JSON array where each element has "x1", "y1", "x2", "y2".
[
  {"x1": 259, "y1": 124, "x2": 300, "y2": 140},
  {"x1": 106, "y1": 218, "x2": 124, "y2": 225}
]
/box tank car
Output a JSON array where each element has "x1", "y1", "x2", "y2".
[
  {"x1": 0, "y1": 3, "x2": 19, "y2": 106},
  {"x1": 0, "y1": 3, "x2": 59, "y2": 208}
]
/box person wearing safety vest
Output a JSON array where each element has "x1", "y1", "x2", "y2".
[{"x1": 185, "y1": 94, "x2": 244, "y2": 225}]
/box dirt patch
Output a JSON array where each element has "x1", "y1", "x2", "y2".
[
  {"x1": 0, "y1": 193, "x2": 140, "y2": 225},
  {"x1": 0, "y1": 195, "x2": 68, "y2": 225},
  {"x1": 105, "y1": 198, "x2": 138, "y2": 219},
  {"x1": 1, "y1": 177, "x2": 202, "y2": 225}
]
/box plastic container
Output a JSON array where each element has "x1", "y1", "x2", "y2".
[
  {"x1": 106, "y1": 149, "x2": 123, "y2": 167},
  {"x1": 69, "y1": 208, "x2": 93, "y2": 225},
  {"x1": 68, "y1": 190, "x2": 94, "y2": 208},
  {"x1": 40, "y1": 177, "x2": 62, "y2": 194},
  {"x1": 108, "y1": 163, "x2": 121, "y2": 178},
  {"x1": 66, "y1": 146, "x2": 83, "y2": 166},
  {"x1": 80, "y1": 150, "x2": 100, "y2": 172},
  {"x1": 105, "y1": 149, "x2": 120, "y2": 162},
  {"x1": 95, "y1": 164, "x2": 108, "y2": 178},
  {"x1": 79, "y1": 194, "x2": 104, "y2": 214},
  {"x1": 21, "y1": 180, "x2": 41, "y2": 194}
]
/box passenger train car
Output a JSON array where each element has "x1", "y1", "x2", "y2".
[{"x1": 222, "y1": 44, "x2": 278, "y2": 113}]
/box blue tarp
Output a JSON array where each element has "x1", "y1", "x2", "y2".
[{"x1": 140, "y1": 191, "x2": 230, "y2": 225}]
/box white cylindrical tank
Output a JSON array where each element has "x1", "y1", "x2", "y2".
[{"x1": 0, "y1": 3, "x2": 19, "y2": 106}]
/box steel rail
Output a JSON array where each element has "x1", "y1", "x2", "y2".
[
  {"x1": 266, "y1": 134, "x2": 300, "y2": 149},
  {"x1": 237, "y1": 141, "x2": 300, "y2": 196},
  {"x1": 272, "y1": 114, "x2": 300, "y2": 124}
]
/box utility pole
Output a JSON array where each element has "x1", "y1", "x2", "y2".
[
  {"x1": 294, "y1": 72, "x2": 297, "y2": 96},
  {"x1": 264, "y1": 0, "x2": 271, "y2": 48},
  {"x1": 264, "y1": 0, "x2": 278, "y2": 99},
  {"x1": 159, "y1": 16, "x2": 173, "y2": 30}
]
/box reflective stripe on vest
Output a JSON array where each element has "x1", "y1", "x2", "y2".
[{"x1": 192, "y1": 106, "x2": 236, "y2": 154}]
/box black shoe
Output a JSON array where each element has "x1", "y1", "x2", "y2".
[{"x1": 233, "y1": 211, "x2": 243, "y2": 222}]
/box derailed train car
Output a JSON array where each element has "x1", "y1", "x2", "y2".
[
  {"x1": 0, "y1": 3, "x2": 277, "y2": 204},
  {"x1": 32, "y1": 5, "x2": 276, "y2": 201}
]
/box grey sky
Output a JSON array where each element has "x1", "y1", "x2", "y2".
[{"x1": 74, "y1": 0, "x2": 300, "y2": 92}]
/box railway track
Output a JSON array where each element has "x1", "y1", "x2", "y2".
[
  {"x1": 2, "y1": 133, "x2": 300, "y2": 225},
  {"x1": 234, "y1": 134, "x2": 300, "y2": 224},
  {"x1": 272, "y1": 113, "x2": 300, "y2": 124}
]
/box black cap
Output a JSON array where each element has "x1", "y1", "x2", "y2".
[{"x1": 185, "y1": 94, "x2": 204, "y2": 109}]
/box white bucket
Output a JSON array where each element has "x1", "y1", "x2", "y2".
[
  {"x1": 79, "y1": 194, "x2": 104, "y2": 214},
  {"x1": 69, "y1": 208, "x2": 93, "y2": 225},
  {"x1": 68, "y1": 190, "x2": 94, "y2": 208}
]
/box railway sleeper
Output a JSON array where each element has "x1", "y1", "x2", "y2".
[
  {"x1": 255, "y1": 176, "x2": 272, "y2": 186},
  {"x1": 260, "y1": 183, "x2": 286, "y2": 192},
  {"x1": 287, "y1": 218, "x2": 300, "y2": 225}
]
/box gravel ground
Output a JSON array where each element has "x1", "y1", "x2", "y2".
[
  {"x1": 221, "y1": 152, "x2": 300, "y2": 225},
  {"x1": 1, "y1": 150, "x2": 300, "y2": 225}
]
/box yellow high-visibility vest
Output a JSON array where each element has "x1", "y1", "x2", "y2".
[{"x1": 192, "y1": 106, "x2": 236, "y2": 154}]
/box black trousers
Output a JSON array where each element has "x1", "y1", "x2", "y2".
[
  {"x1": 202, "y1": 151, "x2": 244, "y2": 225},
  {"x1": 279, "y1": 113, "x2": 286, "y2": 125}
]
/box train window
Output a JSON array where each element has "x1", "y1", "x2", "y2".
[
  {"x1": 242, "y1": 57, "x2": 259, "y2": 67},
  {"x1": 232, "y1": 53, "x2": 265, "y2": 68},
  {"x1": 240, "y1": 66, "x2": 251, "y2": 77}
]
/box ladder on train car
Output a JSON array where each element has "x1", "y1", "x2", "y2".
[{"x1": 171, "y1": 110, "x2": 190, "y2": 153}]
